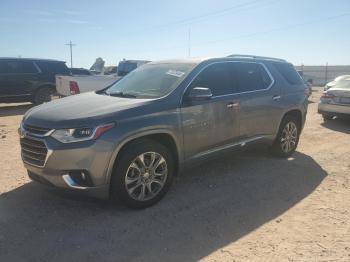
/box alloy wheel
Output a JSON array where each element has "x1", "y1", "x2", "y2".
[
  {"x1": 281, "y1": 122, "x2": 298, "y2": 153},
  {"x1": 125, "y1": 152, "x2": 168, "y2": 201}
]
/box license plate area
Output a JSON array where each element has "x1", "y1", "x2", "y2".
[{"x1": 340, "y1": 97, "x2": 350, "y2": 104}]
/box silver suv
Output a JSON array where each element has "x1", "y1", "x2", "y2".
[{"x1": 19, "y1": 55, "x2": 308, "y2": 208}]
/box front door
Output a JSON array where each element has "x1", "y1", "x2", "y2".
[{"x1": 181, "y1": 62, "x2": 240, "y2": 159}]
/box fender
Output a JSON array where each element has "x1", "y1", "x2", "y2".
[{"x1": 104, "y1": 128, "x2": 182, "y2": 185}]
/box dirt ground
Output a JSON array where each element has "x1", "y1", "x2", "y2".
[{"x1": 0, "y1": 88, "x2": 349, "y2": 262}]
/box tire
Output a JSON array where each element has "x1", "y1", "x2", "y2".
[
  {"x1": 271, "y1": 115, "x2": 300, "y2": 158},
  {"x1": 110, "y1": 139, "x2": 174, "y2": 209},
  {"x1": 322, "y1": 114, "x2": 334, "y2": 121},
  {"x1": 33, "y1": 87, "x2": 55, "y2": 105}
]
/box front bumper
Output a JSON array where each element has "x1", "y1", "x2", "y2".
[
  {"x1": 318, "y1": 102, "x2": 350, "y2": 116},
  {"x1": 22, "y1": 135, "x2": 115, "y2": 199}
]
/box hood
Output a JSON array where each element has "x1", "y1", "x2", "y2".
[{"x1": 23, "y1": 92, "x2": 152, "y2": 128}]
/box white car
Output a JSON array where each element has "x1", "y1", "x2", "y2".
[
  {"x1": 56, "y1": 74, "x2": 120, "y2": 96},
  {"x1": 318, "y1": 76, "x2": 350, "y2": 120},
  {"x1": 56, "y1": 60, "x2": 149, "y2": 96},
  {"x1": 324, "y1": 75, "x2": 350, "y2": 91}
]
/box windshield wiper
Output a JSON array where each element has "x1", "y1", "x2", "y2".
[{"x1": 108, "y1": 91, "x2": 137, "y2": 98}]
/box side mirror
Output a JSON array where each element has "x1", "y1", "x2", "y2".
[{"x1": 187, "y1": 87, "x2": 213, "y2": 101}]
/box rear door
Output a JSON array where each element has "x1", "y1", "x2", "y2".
[
  {"x1": 235, "y1": 62, "x2": 281, "y2": 138},
  {"x1": 181, "y1": 62, "x2": 240, "y2": 159},
  {"x1": 0, "y1": 60, "x2": 39, "y2": 98}
]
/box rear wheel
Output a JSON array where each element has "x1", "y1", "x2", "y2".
[
  {"x1": 110, "y1": 139, "x2": 174, "y2": 209},
  {"x1": 322, "y1": 114, "x2": 334, "y2": 121},
  {"x1": 33, "y1": 87, "x2": 55, "y2": 104},
  {"x1": 271, "y1": 115, "x2": 300, "y2": 157}
]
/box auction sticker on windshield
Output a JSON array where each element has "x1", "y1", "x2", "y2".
[{"x1": 166, "y1": 70, "x2": 185, "y2": 78}]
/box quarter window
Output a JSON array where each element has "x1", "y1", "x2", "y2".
[
  {"x1": 273, "y1": 62, "x2": 302, "y2": 85},
  {"x1": 36, "y1": 61, "x2": 70, "y2": 74}
]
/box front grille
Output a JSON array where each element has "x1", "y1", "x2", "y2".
[
  {"x1": 23, "y1": 124, "x2": 51, "y2": 136},
  {"x1": 20, "y1": 136, "x2": 48, "y2": 167}
]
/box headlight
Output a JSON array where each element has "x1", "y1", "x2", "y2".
[{"x1": 51, "y1": 123, "x2": 115, "y2": 143}]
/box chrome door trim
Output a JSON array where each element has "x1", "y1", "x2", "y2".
[{"x1": 190, "y1": 135, "x2": 266, "y2": 160}]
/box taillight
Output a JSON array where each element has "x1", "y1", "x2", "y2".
[{"x1": 69, "y1": 81, "x2": 80, "y2": 95}]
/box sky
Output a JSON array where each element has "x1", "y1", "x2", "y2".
[{"x1": 0, "y1": 0, "x2": 349, "y2": 68}]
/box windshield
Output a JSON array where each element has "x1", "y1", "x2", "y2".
[{"x1": 106, "y1": 63, "x2": 196, "y2": 98}]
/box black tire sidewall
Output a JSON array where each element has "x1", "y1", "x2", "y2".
[
  {"x1": 322, "y1": 114, "x2": 333, "y2": 120},
  {"x1": 110, "y1": 140, "x2": 174, "y2": 209},
  {"x1": 34, "y1": 87, "x2": 54, "y2": 104}
]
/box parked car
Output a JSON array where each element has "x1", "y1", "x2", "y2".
[
  {"x1": 56, "y1": 74, "x2": 120, "y2": 96},
  {"x1": 324, "y1": 75, "x2": 350, "y2": 91},
  {"x1": 56, "y1": 60, "x2": 150, "y2": 96},
  {"x1": 117, "y1": 59, "x2": 150, "y2": 76},
  {"x1": 318, "y1": 76, "x2": 350, "y2": 120},
  {"x1": 19, "y1": 55, "x2": 308, "y2": 208},
  {"x1": 70, "y1": 68, "x2": 92, "y2": 76},
  {"x1": 297, "y1": 70, "x2": 312, "y2": 96},
  {"x1": 0, "y1": 58, "x2": 70, "y2": 104}
]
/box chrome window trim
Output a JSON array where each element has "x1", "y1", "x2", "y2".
[
  {"x1": 33, "y1": 62, "x2": 42, "y2": 73},
  {"x1": 181, "y1": 60, "x2": 275, "y2": 102}
]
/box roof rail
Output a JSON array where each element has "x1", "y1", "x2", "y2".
[{"x1": 227, "y1": 54, "x2": 286, "y2": 62}]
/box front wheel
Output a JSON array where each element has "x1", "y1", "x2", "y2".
[
  {"x1": 33, "y1": 87, "x2": 55, "y2": 105},
  {"x1": 110, "y1": 139, "x2": 174, "y2": 208},
  {"x1": 271, "y1": 115, "x2": 300, "y2": 157}
]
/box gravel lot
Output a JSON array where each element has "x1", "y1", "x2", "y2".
[{"x1": 0, "y1": 88, "x2": 349, "y2": 262}]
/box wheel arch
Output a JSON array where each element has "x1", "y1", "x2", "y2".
[
  {"x1": 282, "y1": 109, "x2": 303, "y2": 129},
  {"x1": 105, "y1": 130, "x2": 181, "y2": 186},
  {"x1": 32, "y1": 84, "x2": 56, "y2": 97}
]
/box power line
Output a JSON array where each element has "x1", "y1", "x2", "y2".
[
  {"x1": 114, "y1": 12, "x2": 350, "y2": 56},
  {"x1": 115, "y1": 0, "x2": 277, "y2": 40},
  {"x1": 191, "y1": 12, "x2": 350, "y2": 47}
]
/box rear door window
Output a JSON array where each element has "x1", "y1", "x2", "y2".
[
  {"x1": 235, "y1": 62, "x2": 272, "y2": 92},
  {"x1": 190, "y1": 62, "x2": 238, "y2": 96}
]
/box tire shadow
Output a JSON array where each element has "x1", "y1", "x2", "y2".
[
  {"x1": 321, "y1": 117, "x2": 350, "y2": 134},
  {"x1": 0, "y1": 150, "x2": 327, "y2": 262}
]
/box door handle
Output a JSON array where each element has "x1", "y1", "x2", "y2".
[
  {"x1": 272, "y1": 95, "x2": 281, "y2": 101},
  {"x1": 227, "y1": 102, "x2": 240, "y2": 109}
]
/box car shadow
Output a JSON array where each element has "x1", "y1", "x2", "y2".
[
  {"x1": 321, "y1": 117, "x2": 350, "y2": 134},
  {"x1": 0, "y1": 103, "x2": 33, "y2": 117},
  {"x1": 0, "y1": 149, "x2": 327, "y2": 262}
]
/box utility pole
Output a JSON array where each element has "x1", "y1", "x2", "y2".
[
  {"x1": 188, "y1": 26, "x2": 191, "y2": 58},
  {"x1": 65, "y1": 41, "x2": 76, "y2": 68},
  {"x1": 325, "y1": 62, "x2": 328, "y2": 85}
]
